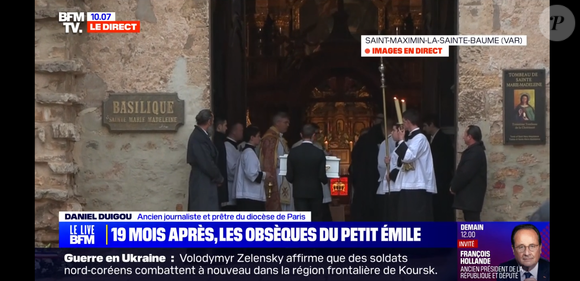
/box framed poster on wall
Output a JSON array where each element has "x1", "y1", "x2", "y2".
[{"x1": 503, "y1": 69, "x2": 546, "y2": 145}]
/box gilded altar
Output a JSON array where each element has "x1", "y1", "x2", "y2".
[{"x1": 306, "y1": 77, "x2": 375, "y2": 175}]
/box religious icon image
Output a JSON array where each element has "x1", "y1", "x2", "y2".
[
  {"x1": 513, "y1": 90, "x2": 536, "y2": 122},
  {"x1": 336, "y1": 119, "x2": 344, "y2": 131}
]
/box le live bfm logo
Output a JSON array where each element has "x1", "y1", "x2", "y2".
[
  {"x1": 59, "y1": 12, "x2": 140, "y2": 33},
  {"x1": 69, "y1": 225, "x2": 95, "y2": 244}
]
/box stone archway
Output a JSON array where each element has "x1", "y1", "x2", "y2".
[
  {"x1": 284, "y1": 50, "x2": 401, "y2": 105},
  {"x1": 290, "y1": 54, "x2": 384, "y2": 101}
]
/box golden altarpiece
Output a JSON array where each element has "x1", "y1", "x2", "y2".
[{"x1": 307, "y1": 76, "x2": 375, "y2": 175}]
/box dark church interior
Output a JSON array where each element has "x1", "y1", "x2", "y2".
[{"x1": 210, "y1": 0, "x2": 458, "y2": 219}]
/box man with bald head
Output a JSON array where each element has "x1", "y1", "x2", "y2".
[{"x1": 497, "y1": 224, "x2": 550, "y2": 281}]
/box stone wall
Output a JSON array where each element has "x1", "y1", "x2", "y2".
[
  {"x1": 456, "y1": 0, "x2": 550, "y2": 221},
  {"x1": 35, "y1": 0, "x2": 86, "y2": 247},
  {"x1": 71, "y1": 0, "x2": 211, "y2": 213}
]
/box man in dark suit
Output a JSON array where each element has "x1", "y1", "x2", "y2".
[
  {"x1": 186, "y1": 109, "x2": 224, "y2": 211},
  {"x1": 286, "y1": 123, "x2": 329, "y2": 221},
  {"x1": 450, "y1": 125, "x2": 487, "y2": 222},
  {"x1": 497, "y1": 224, "x2": 550, "y2": 281},
  {"x1": 349, "y1": 124, "x2": 384, "y2": 221},
  {"x1": 423, "y1": 114, "x2": 456, "y2": 222},
  {"x1": 212, "y1": 117, "x2": 230, "y2": 209}
]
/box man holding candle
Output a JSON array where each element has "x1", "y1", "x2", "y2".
[{"x1": 386, "y1": 109, "x2": 437, "y2": 221}]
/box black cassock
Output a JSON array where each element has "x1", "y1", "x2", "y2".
[
  {"x1": 430, "y1": 131, "x2": 456, "y2": 222},
  {"x1": 349, "y1": 125, "x2": 384, "y2": 221},
  {"x1": 212, "y1": 131, "x2": 230, "y2": 205}
]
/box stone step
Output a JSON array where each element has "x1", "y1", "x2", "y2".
[
  {"x1": 51, "y1": 122, "x2": 80, "y2": 141},
  {"x1": 35, "y1": 7, "x2": 82, "y2": 20},
  {"x1": 36, "y1": 92, "x2": 81, "y2": 105},
  {"x1": 35, "y1": 60, "x2": 84, "y2": 74},
  {"x1": 35, "y1": 154, "x2": 69, "y2": 163},
  {"x1": 35, "y1": 188, "x2": 70, "y2": 202},
  {"x1": 48, "y1": 162, "x2": 78, "y2": 174}
]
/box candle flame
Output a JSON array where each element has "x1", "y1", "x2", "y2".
[
  {"x1": 401, "y1": 99, "x2": 405, "y2": 102},
  {"x1": 393, "y1": 97, "x2": 397, "y2": 100}
]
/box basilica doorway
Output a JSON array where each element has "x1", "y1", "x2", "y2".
[{"x1": 210, "y1": 0, "x2": 459, "y2": 220}]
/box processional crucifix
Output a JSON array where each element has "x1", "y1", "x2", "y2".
[{"x1": 372, "y1": 0, "x2": 392, "y2": 194}]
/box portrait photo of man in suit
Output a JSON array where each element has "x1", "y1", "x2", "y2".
[{"x1": 497, "y1": 224, "x2": 550, "y2": 281}]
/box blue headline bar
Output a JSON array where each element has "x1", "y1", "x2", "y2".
[{"x1": 59, "y1": 222, "x2": 458, "y2": 248}]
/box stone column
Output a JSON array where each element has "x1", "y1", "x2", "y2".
[{"x1": 35, "y1": 2, "x2": 86, "y2": 247}]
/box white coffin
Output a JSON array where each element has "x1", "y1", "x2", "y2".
[{"x1": 278, "y1": 154, "x2": 341, "y2": 178}]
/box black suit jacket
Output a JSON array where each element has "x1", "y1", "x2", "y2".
[
  {"x1": 286, "y1": 142, "x2": 328, "y2": 199},
  {"x1": 450, "y1": 142, "x2": 487, "y2": 212},
  {"x1": 212, "y1": 132, "x2": 229, "y2": 204},
  {"x1": 497, "y1": 258, "x2": 550, "y2": 281}
]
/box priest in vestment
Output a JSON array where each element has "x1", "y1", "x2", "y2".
[
  {"x1": 390, "y1": 109, "x2": 437, "y2": 221},
  {"x1": 257, "y1": 112, "x2": 294, "y2": 211}
]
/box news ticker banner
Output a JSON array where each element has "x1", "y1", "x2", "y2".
[
  {"x1": 58, "y1": 12, "x2": 140, "y2": 33},
  {"x1": 360, "y1": 35, "x2": 527, "y2": 57},
  {"x1": 37, "y1": 248, "x2": 458, "y2": 280}
]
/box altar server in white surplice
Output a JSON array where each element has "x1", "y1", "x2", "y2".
[
  {"x1": 222, "y1": 122, "x2": 244, "y2": 211},
  {"x1": 377, "y1": 120, "x2": 397, "y2": 221},
  {"x1": 386, "y1": 109, "x2": 437, "y2": 221},
  {"x1": 382, "y1": 139, "x2": 401, "y2": 221},
  {"x1": 234, "y1": 125, "x2": 273, "y2": 211}
]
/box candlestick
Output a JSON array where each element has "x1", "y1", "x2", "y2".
[
  {"x1": 394, "y1": 97, "x2": 403, "y2": 124},
  {"x1": 401, "y1": 99, "x2": 406, "y2": 113},
  {"x1": 349, "y1": 141, "x2": 353, "y2": 151},
  {"x1": 324, "y1": 140, "x2": 329, "y2": 150}
]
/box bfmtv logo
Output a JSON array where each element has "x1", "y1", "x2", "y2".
[
  {"x1": 70, "y1": 235, "x2": 95, "y2": 244},
  {"x1": 539, "y1": 5, "x2": 576, "y2": 41}
]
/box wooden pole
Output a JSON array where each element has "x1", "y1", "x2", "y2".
[{"x1": 379, "y1": 57, "x2": 390, "y2": 194}]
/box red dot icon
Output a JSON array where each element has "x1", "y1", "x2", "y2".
[{"x1": 364, "y1": 48, "x2": 370, "y2": 54}]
